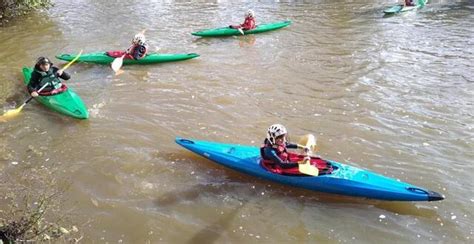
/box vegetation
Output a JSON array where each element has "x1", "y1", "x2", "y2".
[
  {"x1": 0, "y1": 162, "x2": 82, "y2": 243},
  {"x1": 0, "y1": 0, "x2": 53, "y2": 21}
]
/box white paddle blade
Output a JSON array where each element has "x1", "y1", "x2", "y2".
[
  {"x1": 238, "y1": 28, "x2": 245, "y2": 35},
  {"x1": 111, "y1": 56, "x2": 124, "y2": 72},
  {"x1": 298, "y1": 158, "x2": 319, "y2": 176},
  {"x1": 298, "y1": 134, "x2": 317, "y2": 152}
]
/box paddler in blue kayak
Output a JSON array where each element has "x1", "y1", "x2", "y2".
[
  {"x1": 28, "y1": 57, "x2": 70, "y2": 97},
  {"x1": 260, "y1": 124, "x2": 309, "y2": 169},
  {"x1": 126, "y1": 32, "x2": 148, "y2": 60},
  {"x1": 229, "y1": 9, "x2": 256, "y2": 31}
]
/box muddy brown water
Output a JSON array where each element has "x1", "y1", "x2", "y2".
[{"x1": 1, "y1": 0, "x2": 473, "y2": 242}]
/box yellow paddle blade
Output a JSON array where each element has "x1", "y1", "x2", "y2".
[
  {"x1": 1, "y1": 104, "x2": 25, "y2": 119},
  {"x1": 111, "y1": 55, "x2": 125, "y2": 72},
  {"x1": 298, "y1": 158, "x2": 319, "y2": 176}
]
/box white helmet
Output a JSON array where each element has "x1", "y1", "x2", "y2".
[
  {"x1": 132, "y1": 33, "x2": 146, "y2": 45},
  {"x1": 246, "y1": 9, "x2": 255, "y2": 18},
  {"x1": 266, "y1": 124, "x2": 287, "y2": 145}
]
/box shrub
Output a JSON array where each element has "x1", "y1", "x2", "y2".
[{"x1": 0, "y1": 0, "x2": 53, "y2": 21}]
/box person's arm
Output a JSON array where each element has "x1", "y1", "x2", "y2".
[
  {"x1": 53, "y1": 67, "x2": 70, "y2": 80},
  {"x1": 28, "y1": 72, "x2": 41, "y2": 97},
  {"x1": 287, "y1": 142, "x2": 310, "y2": 153},
  {"x1": 28, "y1": 72, "x2": 40, "y2": 91},
  {"x1": 263, "y1": 147, "x2": 299, "y2": 169},
  {"x1": 126, "y1": 44, "x2": 135, "y2": 54},
  {"x1": 60, "y1": 71, "x2": 71, "y2": 80}
]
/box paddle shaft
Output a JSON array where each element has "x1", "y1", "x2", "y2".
[{"x1": 24, "y1": 83, "x2": 49, "y2": 105}]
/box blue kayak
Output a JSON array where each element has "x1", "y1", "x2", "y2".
[{"x1": 175, "y1": 138, "x2": 444, "y2": 201}]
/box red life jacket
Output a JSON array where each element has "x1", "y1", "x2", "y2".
[
  {"x1": 241, "y1": 17, "x2": 256, "y2": 30},
  {"x1": 260, "y1": 141, "x2": 288, "y2": 163},
  {"x1": 106, "y1": 45, "x2": 148, "y2": 60}
]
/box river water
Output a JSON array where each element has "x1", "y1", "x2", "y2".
[{"x1": 0, "y1": 0, "x2": 473, "y2": 243}]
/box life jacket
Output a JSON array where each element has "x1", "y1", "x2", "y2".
[
  {"x1": 260, "y1": 140, "x2": 289, "y2": 163},
  {"x1": 34, "y1": 68, "x2": 62, "y2": 90},
  {"x1": 128, "y1": 44, "x2": 148, "y2": 60},
  {"x1": 241, "y1": 17, "x2": 256, "y2": 30},
  {"x1": 106, "y1": 45, "x2": 148, "y2": 60}
]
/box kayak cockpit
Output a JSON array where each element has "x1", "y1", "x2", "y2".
[
  {"x1": 260, "y1": 153, "x2": 335, "y2": 176},
  {"x1": 36, "y1": 83, "x2": 68, "y2": 96}
]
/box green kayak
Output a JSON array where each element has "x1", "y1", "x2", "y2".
[
  {"x1": 22, "y1": 67, "x2": 89, "y2": 119},
  {"x1": 56, "y1": 51, "x2": 199, "y2": 65},
  {"x1": 192, "y1": 20, "x2": 292, "y2": 37},
  {"x1": 384, "y1": 0, "x2": 427, "y2": 14}
]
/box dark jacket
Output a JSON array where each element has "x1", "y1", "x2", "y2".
[
  {"x1": 28, "y1": 65, "x2": 70, "y2": 92},
  {"x1": 261, "y1": 138, "x2": 299, "y2": 169},
  {"x1": 127, "y1": 44, "x2": 148, "y2": 60}
]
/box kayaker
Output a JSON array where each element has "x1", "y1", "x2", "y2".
[
  {"x1": 260, "y1": 124, "x2": 309, "y2": 169},
  {"x1": 404, "y1": 0, "x2": 415, "y2": 6},
  {"x1": 229, "y1": 9, "x2": 256, "y2": 31},
  {"x1": 28, "y1": 57, "x2": 70, "y2": 97},
  {"x1": 126, "y1": 32, "x2": 148, "y2": 60}
]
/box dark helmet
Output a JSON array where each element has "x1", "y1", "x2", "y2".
[{"x1": 36, "y1": 57, "x2": 53, "y2": 66}]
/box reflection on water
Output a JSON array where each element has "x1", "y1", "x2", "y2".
[{"x1": 1, "y1": 0, "x2": 473, "y2": 242}]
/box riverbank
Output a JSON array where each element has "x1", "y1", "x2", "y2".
[{"x1": 0, "y1": 0, "x2": 52, "y2": 24}]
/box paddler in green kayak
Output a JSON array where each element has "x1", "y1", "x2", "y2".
[
  {"x1": 229, "y1": 9, "x2": 256, "y2": 31},
  {"x1": 28, "y1": 57, "x2": 70, "y2": 97},
  {"x1": 125, "y1": 32, "x2": 149, "y2": 60},
  {"x1": 404, "y1": 0, "x2": 415, "y2": 6},
  {"x1": 260, "y1": 124, "x2": 310, "y2": 169}
]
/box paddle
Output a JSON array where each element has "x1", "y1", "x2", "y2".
[
  {"x1": 238, "y1": 28, "x2": 245, "y2": 35},
  {"x1": 111, "y1": 29, "x2": 147, "y2": 74},
  {"x1": 0, "y1": 50, "x2": 83, "y2": 120},
  {"x1": 297, "y1": 134, "x2": 319, "y2": 176}
]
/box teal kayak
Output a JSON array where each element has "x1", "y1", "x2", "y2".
[
  {"x1": 176, "y1": 137, "x2": 444, "y2": 201},
  {"x1": 22, "y1": 67, "x2": 89, "y2": 119},
  {"x1": 56, "y1": 51, "x2": 200, "y2": 65},
  {"x1": 192, "y1": 20, "x2": 291, "y2": 37},
  {"x1": 384, "y1": 0, "x2": 428, "y2": 14}
]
